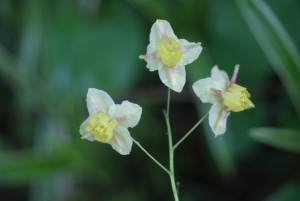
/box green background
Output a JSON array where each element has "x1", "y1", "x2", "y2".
[{"x1": 1, "y1": 0, "x2": 300, "y2": 200}]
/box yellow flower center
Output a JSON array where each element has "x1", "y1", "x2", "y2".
[
  {"x1": 223, "y1": 83, "x2": 254, "y2": 112},
  {"x1": 157, "y1": 37, "x2": 182, "y2": 66},
  {"x1": 85, "y1": 113, "x2": 117, "y2": 143}
]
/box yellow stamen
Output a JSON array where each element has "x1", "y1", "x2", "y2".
[
  {"x1": 85, "y1": 113, "x2": 117, "y2": 143},
  {"x1": 157, "y1": 37, "x2": 182, "y2": 66},
  {"x1": 223, "y1": 84, "x2": 254, "y2": 112}
]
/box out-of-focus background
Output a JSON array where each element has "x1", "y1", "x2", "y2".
[{"x1": 1, "y1": 0, "x2": 300, "y2": 200}]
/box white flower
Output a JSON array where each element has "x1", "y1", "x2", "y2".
[
  {"x1": 139, "y1": 19, "x2": 203, "y2": 92},
  {"x1": 79, "y1": 88, "x2": 142, "y2": 155},
  {"x1": 192, "y1": 65, "x2": 254, "y2": 136}
]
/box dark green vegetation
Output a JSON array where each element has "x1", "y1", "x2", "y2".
[{"x1": 1, "y1": 0, "x2": 300, "y2": 200}]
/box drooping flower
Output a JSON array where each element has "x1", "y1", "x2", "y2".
[
  {"x1": 79, "y1": 88, "x2": 142, "y2": 155},
  {"x1": 192, "y1": 65, "x2": 254, "y2": 136},
  {"x1": 139, "y1": 19, "x2": 203, "y2": 92}
]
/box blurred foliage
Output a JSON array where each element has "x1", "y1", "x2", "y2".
[
  {"x1": 0, "y1": 0, "x2": 300, "y2": 200},
  {"x1": 236, "y1": 0, "x2": 300, "y2": 119},
  {"x1": 250, "y1": 128, "x2": 300, "y2": 154}
]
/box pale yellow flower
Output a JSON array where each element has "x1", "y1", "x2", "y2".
[
  {"x1": 139, "y1": 19, "x2": 202, "y2": 92},
  {"x1": 79, "y1": 88, "x2": 142, "y2": 155},
  {"x1": 192, "y1": 65, "x2": 254, "y2": 136}
]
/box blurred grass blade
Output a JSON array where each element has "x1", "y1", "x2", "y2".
[
  {"x1": 0, "y1": 146, "x2": 87, "y2": 186},
  {"x1": 250, "y1": 128, "x2": 300, "y2": 154},
  {"x1": 0, "y1": 151, "x2": 67, "y2": 185},
  {"x1": 265, "y1": 174, "x2": 300, "y2": 201},
  {"x1": 236, "y1": 0, "x2": 300, "y2": 119}
]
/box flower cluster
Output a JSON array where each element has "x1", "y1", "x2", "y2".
[{"x1": 80, "y1": 19, "x2": 254, "y2": 154}]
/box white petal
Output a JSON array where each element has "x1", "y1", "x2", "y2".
[
  {"x1": 108, "y1": 129, "x2": 132, "y2": 155},
  {"x1": 192, "y1": 77, "x2": 223, "y2": 104},
  {"x1": 144, "y1": 43, "x2": 163, "y2": 71},
  {"x1": 179, "y1": 39, "x2": 203, "y2": 65},
  {"x1": 211, "y1": 66, "x2": 230, "y2": 91},
  {"x1": 146, "y1": 42, "x2": 158, "y2": 54},
  {"x1": 150, "y1": 20, "x2": 178, "y2": 43},
  {"x1": 108, "y1": 101, "x2": 142, "y2": 129},
  {"x1": 158, "y1": 65, "x2": 186, "y2": 92},
  {"x1": 209, "y1": 102, "x2": 230, "y2": 136},
  {"x1": 145, "y1": 58, "x2": 164, "y2": 71},
  {"x1": 86, "y1": 88, "x2": 115, "y2": 115},
  {"x1": 79, "y1": 116, "x2": 95, "y2": 141}
]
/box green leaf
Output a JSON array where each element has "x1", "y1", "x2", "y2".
[
  {"x1": 236, "y1": 0, "x2": 300, "y2": 119},
  {"x1": 250, "y1": 128, "x2": 300, "y2": 154}
]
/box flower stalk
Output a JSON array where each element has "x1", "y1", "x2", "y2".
[
  {"x1": 132, "y1": 137, "x2": 169, "y2": 174},
  {"x1": 164, "y1": 88, "x2": 179, "y2": 201},
  {"x1": 164, "y1": 110, "x2": 179, "y2": 201}
]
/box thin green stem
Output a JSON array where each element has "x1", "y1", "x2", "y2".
[
  {"x1": 164, "y1": 110, "x2": 179, "y2": 201},
  {"x1": 132, "y1": 137, "x2": 169, "y2": 174},
  {"x1": 173, "y1": 112, "x2": 209, "y2": 150},
  {"x1": 167, "y1": 88, "x2": 171, "y2": 116}
]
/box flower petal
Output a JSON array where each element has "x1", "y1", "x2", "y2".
[
  {"x1": 143, "y1": 44, "x2": 161, "y2": 71},
  {"x1": 79, "y1": 116, "x2": 95, "y2": 141},
  {"x1": 108, "y1": 128, "x2": 132, "y2": 155},
  {"x1": 158, "y1": 65, "x2": 186, "y2": 92},
  {"x1": 209, "y1": 102, "x2": 230, "y2": 136},
  {"x1": 211, "y1": 66, "x2": 230, "y2": 91},
  {"x1": 108, "y1": 101, "x2": 142, "y2": 129},
  {"x1": 87, "y1": 88, "x2": 115, "y2": 115},
  {"x1": 150, "y1": 20, "x2": 178, "y2": 43},
  {"x1": 144, "y1": 43, "x2": 163, "y2": 71},
  {"x1": 145, "y1": 58, "x2": 164, "y2": 71},
  {"x1": 179, "y1": 39, "x2": 203, "y2": 65},
  {"x1": 146, "y1": 42, "x2": 158, "y2": 55},
  {"x1": 192, "y1": 77, "x2": 223, "y2": 104}
]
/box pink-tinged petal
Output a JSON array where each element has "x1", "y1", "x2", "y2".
[
  {"x1": 211, "y1": 66, "x2": 230, "y2": 91},
  {"x1": 86, "y1": 88, "x2": 115, "y2": 115},
  {"x1": 107, "y1": 128, "x2": 132, "y2": 155},
  {"x1": 150, "y1": 20, "x2": 178, "y2": 43},
  {"x1": 139, "y1": 43, "x2": 163, "y2": 71},
  {"x1": 139, "y1": 52, "x2": 157, "y2": 59},
  {"x1": 108, "y1": 101, "x2": 142, "y2": 130},
  {"x1": 230, "y1": 64, "x2": 240, "y2": 86},
  {"x1": 192, "y1": 77, "x2": 223, "y2": 104},
  {"x1": 145, "y1": 42, "x2": 158, "y2": 58},
  {"x1": 178, "y1": 39, "x2": 203, "y2": 65},
  {"x1": 139, "y1": 42, "x2": 159, "y2": 60},
  {"x1": 145, "y1": 58, "x2": 164, "y2": 71},
  {"x1": 210, "y1": 88, "x2": 224, "y2": 99},
  {"x1": 79, "y1": 116, "x2": 95, "y2": 141},
  {"x1": 157, "y1": 20, "x2": 167, "y2": 38},
  {"x1": 158, "y1": 65, "x2": 186, "y2": 92},
  {"x1": 209, "y1": 102, "x2": 230, "y2": 136}
]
